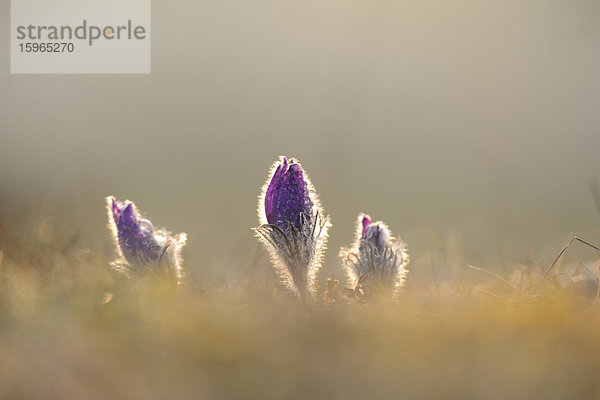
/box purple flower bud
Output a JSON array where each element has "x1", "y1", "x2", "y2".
[
  {"x1": 264, "y1": 157, "x2": 314, "y2": 232},
  {"x1": 340, "y1": 213, "x2": 409, "y2": 299},
  {"x1": 106, "y1": 196, "x2": 187, "y2": 283},
  {"x1": 255, "y1": 156, "x2": 330, "y2": 298},
  {"x1": 109, "y1": 197, "x2": 162, "y2": 266},
  {"x1": 361, "y1": 215, "x2": 371, "y2": 238},
  {"x1": 361, "y1": 216, "x2": 390, "y2": 253}
]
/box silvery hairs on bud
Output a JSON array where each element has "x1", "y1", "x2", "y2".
[
  {"x1": 106, "y1": 196, "x2": 187, "y2": 284},
  {"x1": 339, "y1": 213, "x2": 409, "y2": 299},
  {"x1": 254, "y1": 156, "x2": 331, "y2": 298}
]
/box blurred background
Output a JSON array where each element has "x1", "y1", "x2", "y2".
[{"x1": 1, "y1": 0, "x2": 599, "y2": 287}]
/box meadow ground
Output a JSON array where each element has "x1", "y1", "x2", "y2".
[{"x1": 1, "y1": 233, "x2": 600, "y2": 400}]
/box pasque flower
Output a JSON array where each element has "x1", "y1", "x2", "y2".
[
  {"x1": 340, "y1": 214, "x2": 409, "y2": 298},
  {"x1": 106, "y1": 196, "x2": 187, "y2": 283},
  {"x1": 254, "y1": 156, "x2": 330, "y2": 298}
]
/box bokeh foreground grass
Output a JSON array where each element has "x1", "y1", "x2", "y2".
[{"x1": 1, "y1": 251, "x2": 600, "y2": 400}]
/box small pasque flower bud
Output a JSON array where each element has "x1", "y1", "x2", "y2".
[
  {"x1": 340, "y1": 214, "x2": 409, "y2": 299},
  {"x1": 254, "y1": 156, "x2": 330, "y2": 298},
  {"x1": 106, "y1": 196, "x2": 187, "y2": 283}
]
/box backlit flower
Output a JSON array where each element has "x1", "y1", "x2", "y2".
[
  {"x1": 106, "y1": 196, "x2": 187, "y2": 283},
  {"x1": 254, "y1": 156, "x2": 330, "y2": 298},
  {"x1": 340, "y1": 213, "x2": 408, "y2": 299}
]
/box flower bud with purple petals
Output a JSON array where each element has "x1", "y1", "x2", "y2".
[
  {"x1": 255, "y1": 156, "x2": 330, "y2": 298},
  {"x1": 340, "y1": 213, "x2": 408, "y2": 299},
  {"x1": 107, "y1": 196, "x2": 187, "y2": 283}
]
